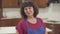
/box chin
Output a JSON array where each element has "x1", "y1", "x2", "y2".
[{"x1": 27, "y1": 15, "x2": 32, "y2": 16}]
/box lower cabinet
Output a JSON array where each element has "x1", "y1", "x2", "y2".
[
  {"x1": 0, "y1": 18, "x2": 22, "y2": 27},
  {"x1": 46, "y1": 23, "x2": 60, "y2": 34}
]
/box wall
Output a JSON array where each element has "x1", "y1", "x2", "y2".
[
  {"x1": 3, "y1": 8, "x2": 21, "y2": 19},
  {"x1": 3, "y1": 3, "x2": 60, "y2": 21},
  {"x1": 37, "y1": 3, "x2": 60, "y2": 21}
]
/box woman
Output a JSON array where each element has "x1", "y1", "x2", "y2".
[{"x1": 16, "y1": 1, "x2": 48, "y2": 34}]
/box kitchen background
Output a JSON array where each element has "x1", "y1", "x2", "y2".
[
  {"x1": 0, "y1": 0, "x2": 60, "y2": 34},
  {"x1": 2, "y1": 4, "x2": 60, "y2": 21}
]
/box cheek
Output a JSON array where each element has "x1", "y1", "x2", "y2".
[
  {"x1": 24, "y1": 10, "x2": 27, "y2": 14},
  {"x1": 31, "y1": 9, "x2": 34, "y2": 14}
]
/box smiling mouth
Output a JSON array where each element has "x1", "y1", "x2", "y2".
[
  {"x1": 27, "y1": 12, "x2": 31, "y2": 14},
  {"x1": 27, "y1": 13, "x2": 30, "y2": 15}
]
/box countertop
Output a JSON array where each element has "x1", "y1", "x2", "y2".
[
  {"x1": 0, "y1": 26, "x2": 52, "y2": 34},
  {"x1": 45, "y1": 21, "x2": 60, "y2": 24}
]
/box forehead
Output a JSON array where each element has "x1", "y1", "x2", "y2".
[{"x1": 24, "y1": 6, "x2": 33, "y2": 8}]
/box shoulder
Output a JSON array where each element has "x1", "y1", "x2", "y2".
[
  {"x1": 20, "y1": 18, "x2": 26, "y2": 23},
  {"x1": 18, "y1": 18, "x2": 26, "y2": 25},
  {"x1": 37, "y1": 17, "x2": 43, "y2": 22},
  {"x1": 37, "y1": 17, "x2": 46, "y2": 28},
  {"x1": 16, "y1": 18, "x2": 26, "y2": 28}
]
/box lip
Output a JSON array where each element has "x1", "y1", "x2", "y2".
[
  {"x1": 27, "y1": 13, "x2": 31, "y2": 15},
  {"x1": 27, "y1": 12, "x2": 31, "y2": 14}
]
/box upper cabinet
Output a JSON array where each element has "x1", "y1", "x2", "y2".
[
  {"x1": 0, "y1": 0, "x2": 3, "y2": 19},
  {"x1": 1, "y1": 0, "x2": 48, "y2": 8},
  {"x1": 0, "y1": 0, "x2": 2, "y2": 8},
  {"x1": 25, "y1": 0, "x2": 48, "y2": 8},
  {"x1": 18, "y1": 0, "x2": 22, "y2": 7},
  {"x1": 31, "y1": 0, "x2": 48, "y2": 8},
  {"x1": 2, "y1": 0, "x2": 18, "y2": 8}
]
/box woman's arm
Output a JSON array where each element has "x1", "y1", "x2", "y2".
[
  {"x1": 16, "y1": 30, "x2": 19, "y2": 34},
  {"x1": 45, "y1": 28, "x2": 48, "y2": 34},
  {"x1": 45, "y1": 32, "x2": 48, "y2": 34}
]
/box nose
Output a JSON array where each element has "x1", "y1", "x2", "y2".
[{"x1": 26, "y1": 9, "x2": 30, "y2": 12}]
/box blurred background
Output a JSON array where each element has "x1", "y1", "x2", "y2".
[{"x1": 0, "y1": 0, "x2": 60, "y2": 34}]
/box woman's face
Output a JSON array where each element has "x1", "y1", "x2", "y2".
[{"x1": 24, "y1": 7, "x2": 34, "y2": 17}]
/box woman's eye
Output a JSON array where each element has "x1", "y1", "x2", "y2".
[
  {"x1": 29, "y1": 8, "x2": 31, "y2": 9},
  {"x1": 25, "y1": 8, "x2": 27, "y2": 10}
]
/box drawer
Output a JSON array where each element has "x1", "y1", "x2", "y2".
[{"x1": 46, "y1": 24, "x2": 55, "y2": 29}]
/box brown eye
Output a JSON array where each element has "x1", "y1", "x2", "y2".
[
  {"x1": 29, "y1": 7, "x2": 31, "y2": 9},
  {"x1": 24, "y1": 8, "x2": 27, "y2": 10}
]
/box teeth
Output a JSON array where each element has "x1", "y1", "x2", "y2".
[{"x1": 28, "y1": 13, "x2": 30, "y2": 14}]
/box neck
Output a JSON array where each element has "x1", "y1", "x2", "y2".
[
  {"x1": 27, "y1": 16, "x2": 35, "y2": 20},
  {"x1": 27, "y1": 16, "x2": 37, "y2": 24}
]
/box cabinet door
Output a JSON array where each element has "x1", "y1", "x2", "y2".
[
  {"x1": 0, "y1": 9, "x2": 2, "y2": 19},
  {"x1": 30, "y1": 0, "x2": 48, "y2": 8},
  {"x1": 0, "y1": 0, "x2": 2, "y2": 8},
  {"x1": 34, "y1": 0, "x2": 47, "y2": 8},
  {"x1": 18, "y1": 0, "x2": 22, "y2": 7},
  {"x1": 0, "y1": 0, "x2": 2, "y2": 19},
  {"x1": 2, "y1": 0, "x2": 18, "y2": 8}
]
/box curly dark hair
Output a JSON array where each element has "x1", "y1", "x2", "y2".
[{"x1": 21, "y1": 1, "x2": 39, "y2": 18}]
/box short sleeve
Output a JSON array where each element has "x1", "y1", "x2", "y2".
[
  {"x1": 16, "y1": 19, "x2": 24, "y2": 34},
  {"x1": 16, "y1": 21, "x2": 21, "y2": 33}
]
